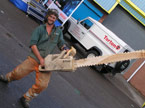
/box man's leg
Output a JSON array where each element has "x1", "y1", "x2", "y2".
[
  {"x1": 0, "y1": 56, "x2": 38, "y2": 83},
  {"x1": 0, "y1": 57, "x2": 35, "y2": 83},
  {"x1": 22, "y1": 70, "x2": 52, "y2": 107},
  {"x1": 0, "y1": 56, "x2": 41, "y2": 108},
  {"x1": 21, "y1": 70, "x2": 52, "y2": 108},
  {"x1": 6, "y1": 57, "x2": 39, "y2": 82}
]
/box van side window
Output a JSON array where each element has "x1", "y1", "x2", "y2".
[{"x1": 80, "y1": 19, "x2": 93, "y2": 29}]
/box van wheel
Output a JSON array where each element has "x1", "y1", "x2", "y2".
[
  {"x1": 115, "y1": 60, "x2": 130, "y2": 72},
  {"x1": 86, "y1": 50, "x2": 104, "y2": 72}
]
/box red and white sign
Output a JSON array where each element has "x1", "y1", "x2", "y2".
[
  {"x1": 104, "y1": 35, "x2": 121, "y2": 50},
  {"x1": 90, "y1": 30, "x2": 122, "y2": 53}
]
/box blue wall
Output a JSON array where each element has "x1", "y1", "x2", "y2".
[{"x1": 72, "y1": 0, "x2": 103, "y2": 21}]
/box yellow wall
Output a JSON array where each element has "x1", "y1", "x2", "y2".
[
  {"x1": 124, "y1": 0, "x2": 145, "y2": 18},
  {"x1": 119, "y1": 0, "x2": 145, "y2": 26}
]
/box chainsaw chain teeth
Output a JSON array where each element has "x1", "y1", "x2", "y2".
[{"x1": 75, "y1": 50, "x2": 145, "y2": 68}]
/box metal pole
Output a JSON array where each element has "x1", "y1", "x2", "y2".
[{"x1": 127, "y1": 60, "x2": 145, "y2": 82}]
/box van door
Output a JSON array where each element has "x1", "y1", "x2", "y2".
[{"x1": 71, "y1": 18, "x2": 93, "y2": 41}]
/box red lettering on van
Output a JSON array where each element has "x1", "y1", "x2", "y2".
[{"x1": 104, "y1": 35, "x2": 120, "y2": 50}]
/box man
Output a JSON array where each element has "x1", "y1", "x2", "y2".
[{"x1": 0, "y1": 9, "x2": 68, "y2": 108}]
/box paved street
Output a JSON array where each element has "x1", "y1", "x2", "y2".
[{"x1": 0, "y1": 0, "x2": 142, "y2": 108}]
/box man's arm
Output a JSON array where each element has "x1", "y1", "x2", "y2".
[
  {"x1": 57, "y1": 29, "x2": 69, "y2": 51},
  {"x1": 31, "y1": 45, "x2": 44, "y2": 67}
]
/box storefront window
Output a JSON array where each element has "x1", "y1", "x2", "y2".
[{"x1": 54, "y1": 0, "x2": 82, "y2": 16}]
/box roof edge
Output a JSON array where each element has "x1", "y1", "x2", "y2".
[
  {"x1": 119, "y1": 3, "x2": 145, "y2": 26},
  {"x1": 93, "y1": 0, "x2": 120, "y2": 14}
]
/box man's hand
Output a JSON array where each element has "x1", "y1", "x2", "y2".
[
  {"x1": 40, "y1": 58, "x2": 45, "y2": 68},
  {"x1": 61, "y1": 45, "x2": 69, "y2": 52},
  {"x1": 65, "y1": 48, "x2": 69, "y2": 53}
]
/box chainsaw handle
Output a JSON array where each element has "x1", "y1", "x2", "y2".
[
  {"x1": 41, "y1": 66, "x2": 45, "y2": 69},
  {"x1": 38, "y1": 65, "x2": 46, "y2": 72},
  {"x1": 53, "y1": 50, "x2": 66, "y2": 61},
  {"x1": 64, "y1": 47, "x2": 76, "y2": 58}
]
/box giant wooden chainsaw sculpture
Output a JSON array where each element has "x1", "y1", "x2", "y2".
[{"x1": 39, "y1": 47, "x2": 145, "y2": 72}]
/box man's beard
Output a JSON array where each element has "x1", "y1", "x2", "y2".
[{"x1": 47, "y1": 21, "x2": 54, "y2": 25}]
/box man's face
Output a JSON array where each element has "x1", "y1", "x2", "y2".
[{"x1": 47, "y1": 14, "x2": 57, "y2": 25}]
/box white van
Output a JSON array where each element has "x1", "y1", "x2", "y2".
[{"x1": 63, "y1": 17, "x2": 134, "y2": 75}]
